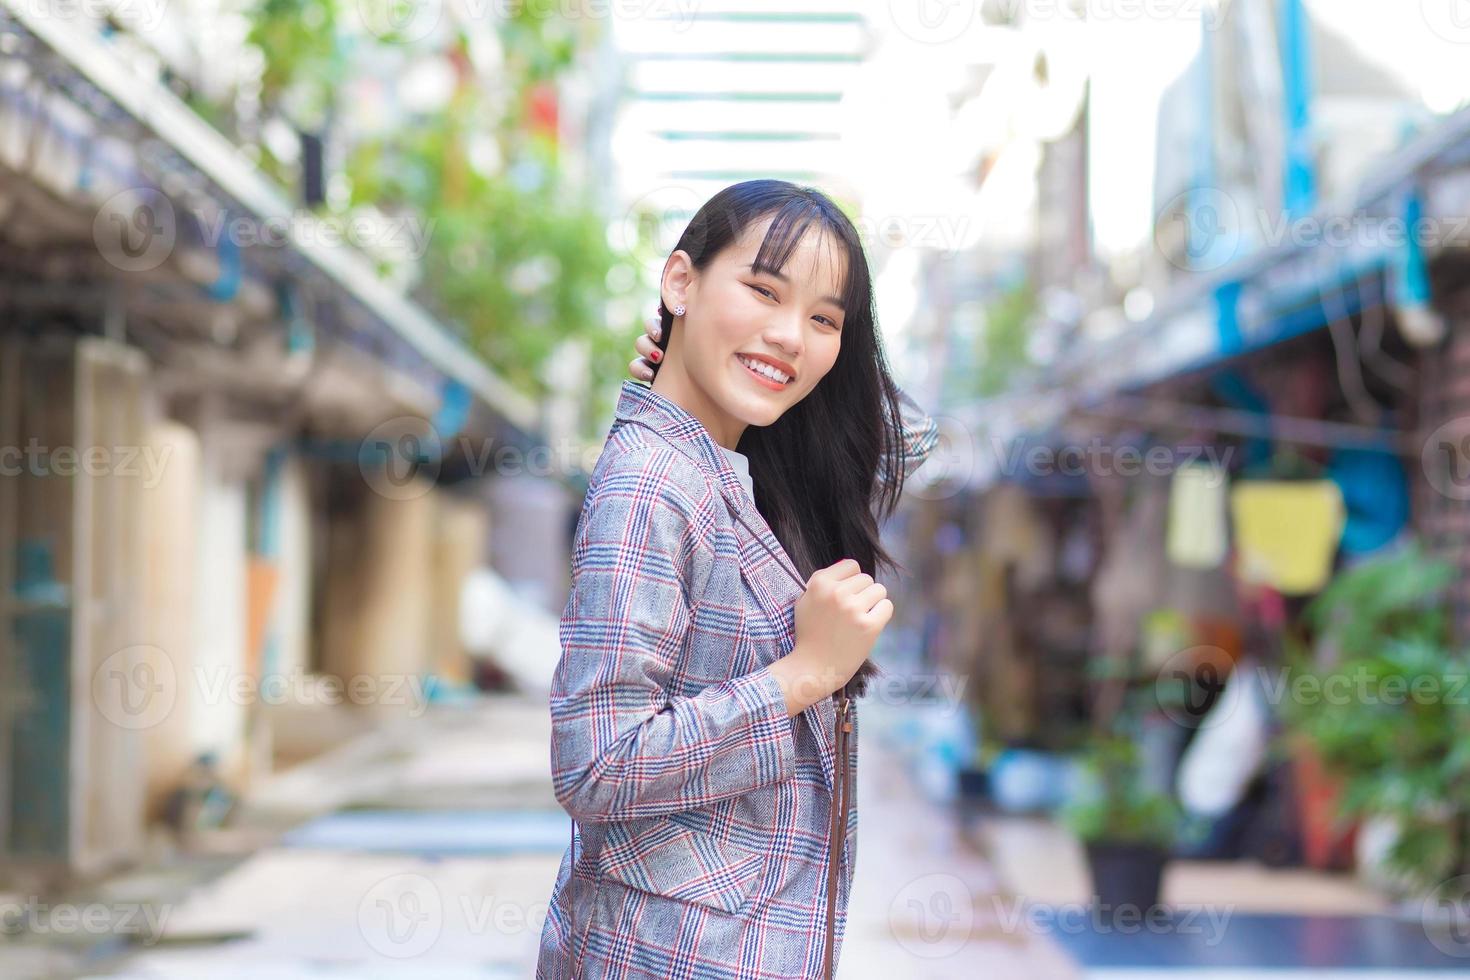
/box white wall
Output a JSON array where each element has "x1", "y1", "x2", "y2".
[
  {"x1": 139, "y1": 419, "x2": 200, "y2": 817},
  {"x1": 191, "y1": 435, "x2": 248, "y2": 777},
  {"x1": 269, "y1": 454, "x2": 313, "y2": 679}
]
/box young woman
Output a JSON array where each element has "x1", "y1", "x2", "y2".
[{"x1": 536, "y1": 180, "x2": 939, "y2": 979}]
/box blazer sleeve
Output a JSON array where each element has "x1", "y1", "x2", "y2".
[
  {"x1": 881, "y1": 385, "x2": 940, "y2": 487},
  {"x1": 550, "y1": 445, "x2": 797, "y2": 823}
]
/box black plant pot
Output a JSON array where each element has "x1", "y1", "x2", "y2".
[
  {"x1": 957, "y1": 765, "x2": 990, "y2": 800},
  {"x1": 1084, "y1": 840, "x2": 1169, "y2": 911}
]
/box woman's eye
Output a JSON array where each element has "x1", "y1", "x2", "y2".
[{"x1": 748, "y1": 282, "x2": 839, "y2": 328}]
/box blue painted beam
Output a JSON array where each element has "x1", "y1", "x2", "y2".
[{"x1": 1280, "y1": 0, "x2": 1317, "y2": 218}]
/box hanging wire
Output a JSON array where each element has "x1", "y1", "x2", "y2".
[
  {"x1": 1317, "y1": 260, "x2": 1388, "y2": 424},
  {"x1": 1079, "y1": 393, "x2": 1416, "y2": 455},
  {"x1": 1355, "y1": 275, "x2": 1414, "y2": 391}
]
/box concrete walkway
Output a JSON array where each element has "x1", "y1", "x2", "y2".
[
  {"x1": 14, "y1": 691, "x2": 1075, "y2": 978},
  {"x1": 17, "y1": 690, "x2": 1447, "y2": 977}
]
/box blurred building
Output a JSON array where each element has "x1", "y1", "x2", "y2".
[
  {"x1": 607, "y1": 6, "x2": 870, "y2": 251},
  {"x1": 901, "y1": 0, "x2": 1470, "y2": 869},
  {"x1": 0, "y1": 3, "x2": 545, "y2": 882}
]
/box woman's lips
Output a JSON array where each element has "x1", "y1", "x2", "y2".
[{"x1": 737, "y1": 354, "x2": 791, "y2": 390}]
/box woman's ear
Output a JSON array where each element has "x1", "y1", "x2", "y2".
[{"x1": 660, "y1": 249, "x2": 695, "y2": 312}]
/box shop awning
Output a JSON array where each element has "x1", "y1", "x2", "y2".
[
  {"x1": 957, "y1": 105, "x2": 1470, "y2": 481},
  {"x1": 2, "y1": 0, "x2": 539, "y2": 437}
]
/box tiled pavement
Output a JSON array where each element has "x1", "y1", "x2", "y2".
[{"x1": 6, "y1": 691, "x2": 1469, "y2": 977}]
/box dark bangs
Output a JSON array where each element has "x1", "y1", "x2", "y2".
[{"x1": 745, "y1": 197, "x2": 869, "y2": 325}]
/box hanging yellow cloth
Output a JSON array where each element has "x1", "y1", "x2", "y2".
[
  {"x1": 1230, "y1": 481, "x2": 1345, "y2": 594},
  {"x1": 1168, "y1": 462, "x2": 1229, "y2": 569}
]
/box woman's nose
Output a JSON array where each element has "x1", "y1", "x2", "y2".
[{"x1": 763, "y1": 313, "x2": 804, "y2": 358}]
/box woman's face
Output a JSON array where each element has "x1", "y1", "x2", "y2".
[{"x1": 657, "y1": 213, "x2": 847, "y2": 449}]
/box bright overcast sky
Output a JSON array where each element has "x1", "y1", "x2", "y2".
[
  {"x1": 1089, "y1": 0, "x2": 1469, "y2": 258},
  {"x1": 608, "y1": 1, "x2": 1469, "y2": 289}
]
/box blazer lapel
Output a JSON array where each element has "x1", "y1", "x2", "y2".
[
  {"x1": 612, "y1": 382, "x2": 842, "y2": 794},
  {"x1": 733, "y1": 506, "x2": 838, "y2": 794}
]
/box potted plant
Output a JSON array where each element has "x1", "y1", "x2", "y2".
[
  {"x1": 1060, "y1": 732, "x2": 1181, "y2": 911},
  {"x1": 1279, "y1": 541, "x2": 1470, "y2": 898}
]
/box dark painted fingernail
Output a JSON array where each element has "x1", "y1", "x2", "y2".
[{"x1": 650, "y1": 349, "x2": 661, "y2": 362}]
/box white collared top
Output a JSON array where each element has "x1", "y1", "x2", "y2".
[{"x1": 717, "y1": 444, "x2": 753, "y2": 501}]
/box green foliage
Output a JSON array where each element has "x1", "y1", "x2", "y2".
[
  {"x1": 1059, "y1": 733, "x2": 1180, "y2": 848},
  {"x1": 1301, "y1": 540, "x2": 1456, "y2": 661},
  {"x1": 248, "y1": 0, "x2": 341, "y2": 108},
  {"x1": 973, "y1": 279, "x2": 1036, "y2": 399},
  {"x1": 344, "y1": 120, "x2": 632, "y2": 399},
  {"x1": 245, "y1": 0, "x2": 344, "y2": 184},
  {"x1": 240, "y1": 1, "x2": 641, "y2": 423},
  {"x1": 1283, "y1": 541, "x2": 1470, "y2": 893}
]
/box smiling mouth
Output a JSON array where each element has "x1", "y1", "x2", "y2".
[{"x1": 736, "y1": 354, "x2": 793, "y2": 388}]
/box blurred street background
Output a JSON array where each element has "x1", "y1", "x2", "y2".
[{"x1": 3, "y1": 0, "x2": 1470, "y2": 976}]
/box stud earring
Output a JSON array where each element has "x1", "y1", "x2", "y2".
[{"x1": 673, "y1": 303, "x2": 685, "y2": 316}]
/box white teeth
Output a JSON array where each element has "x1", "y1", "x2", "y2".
[{"x1": 738, "y1": 355, "x2": 790, "y2": 384}]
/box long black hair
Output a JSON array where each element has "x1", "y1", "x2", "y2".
[{"x1": 650, "y1": 179, "x2": 917, "y2": 697}]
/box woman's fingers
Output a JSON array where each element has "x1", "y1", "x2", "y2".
[
  {"x1": 629, "y1": 309, "x2": 665, "y2": 381},
  {"x1": 854, "y1": 581, "x2": 888, "y2": 613},
  {"x1": 822, "y1": 558, "x2": 862, "y2": 581},
  {"x1": 628, "y1": 310, "x2": 664, "y2": 382},
  {"x1": 865, "y1": 598, "x2": 894, "y2": 625},
  {"x1": 834, "y1": 571, "x2": 875, "y2": 597}
]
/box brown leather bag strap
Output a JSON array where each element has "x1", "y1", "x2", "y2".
[{"x1": 822, "y1": 694, "x2": 852, "y2": 979}]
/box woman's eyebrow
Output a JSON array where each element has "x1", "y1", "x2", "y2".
[{"x1": 742, "y1": 264, "x2": 845, "y2": 310}]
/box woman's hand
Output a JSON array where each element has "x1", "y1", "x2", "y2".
[
  {"x1": 769, "y1": 559, "x2": 892, "y2": 716},
  {"x1": 629, "y1": 310, "x2": 664, "y2": 382}
]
